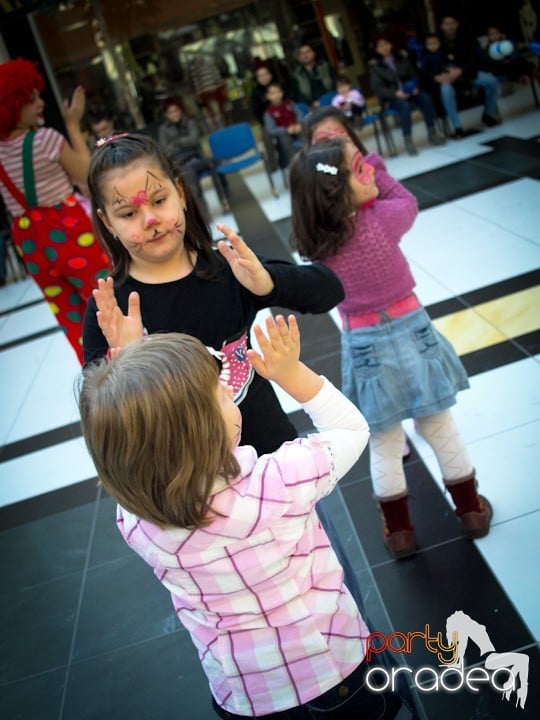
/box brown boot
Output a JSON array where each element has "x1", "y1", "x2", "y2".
[
  {"x1": 377, "y1": 493, "x2": 418, "y2": 559},
  {"x1": 445, "y1": 472, "x2": 493, "y2": 539}
]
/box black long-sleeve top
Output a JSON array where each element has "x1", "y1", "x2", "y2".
[
  {"x1": 369, "y1": 52, "x2": 420, "y2": 101},
  {"x1": 83, "y1": 251, "x2": 344, "y2": 454}
]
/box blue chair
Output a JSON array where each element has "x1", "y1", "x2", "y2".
[
  {"x1": 208, "y1": 122, "x2": 278, "y2": 199},
  {"x1": 318, "y1": 91, "x2": 338, "y2": 106}
]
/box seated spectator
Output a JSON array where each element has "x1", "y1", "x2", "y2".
[
  {"x1": 291, "y1": 42, "x2": 336, "y2": 108},
  {"x1": 250, "y1": 64, "x2": 279, "y2": 172},
  {"x1": 370, "y1": 34, "x2": 446, "y2": 155},
  {"x1": 481, "y1": 24, "x2": 538, "y2": 83},
  {"x1": 421, "y1": 32, "x2": 468, "y2": 138},
  {"x1": 439, "y1": 14, "x2": 501, "y2": 128},
  {"x1": 331, "y1": 74, "x2": 366, "y2": 122},
  {"x1": 89, "y1": 109, "x2": 116, "y2": 147},
  {"x1": 251, "y1": 65, "x2": 274, "y2": 126},
  {"x1": 157, "y1": 97, "x2": 222, "y2": 220},
  {"x1": 263, "y1": 82, "x2": 303, "y2": 169}
]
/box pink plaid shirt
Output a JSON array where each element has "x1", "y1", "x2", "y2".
[{"x1": 117, "y1": 379, "x2": 370, "y2": 716}]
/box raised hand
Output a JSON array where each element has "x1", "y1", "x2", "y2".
[
  {"x1": 215, "y1": 223, "x2": 274, "y2": 296},
  {"x1": 63, "y1": 85, "x2": 86, "y2": 125},
  {"x1": 93, "y1": 277, "x2": 144, "y2": 350},
  {"x1": 247, "y1": 315, "x2": 323, "y2": 403},
  {"x1": 247, "y1": 314, "x2": 300, "y2": 383}
]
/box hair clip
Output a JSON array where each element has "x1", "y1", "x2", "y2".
[
  {"x1": 316, "y1": 162, "x2": 338, "y2": 175},
  {"x1": 96, "y1": 132, "x2": 130, "y2": 148}
]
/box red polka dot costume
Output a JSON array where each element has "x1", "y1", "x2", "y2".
[
  {"x1": 10, "y1": 191, "x2": 110, "y2": 363},
  {"x1": 0, "y1": 58, "x2": 110, "y2": 363}
]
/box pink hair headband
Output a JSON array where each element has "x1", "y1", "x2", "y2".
[{"x1": 95, "y1": 132, "x2": 130, "y2": 149}]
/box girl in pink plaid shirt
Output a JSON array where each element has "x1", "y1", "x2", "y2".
[{"x1": 79, "y1": 315, "x2": 404, "y2": 719}]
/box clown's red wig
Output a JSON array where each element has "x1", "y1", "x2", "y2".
[{"x1": 0, "y1": 58, "x2": 45, "y2": 139}]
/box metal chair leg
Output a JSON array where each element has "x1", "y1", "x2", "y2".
[
  {"x1": 372, "y1": 120, "x2": 383, "y2": 156},
  {"x1": 262, "y1": 155, "x2": 279, "y2": 198},
  {"x1": 379, "y1": 113, "x2": 398, "y2": 156},
  {"x1": 211, "y1": 168, "x2": 229, "y2": 212}
]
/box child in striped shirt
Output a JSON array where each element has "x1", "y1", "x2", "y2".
[{"x1": 0, "y1": 58, "x2": 110, "y2": 362}]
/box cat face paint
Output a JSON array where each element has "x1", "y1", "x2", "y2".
[{"x1": 99, "y1": 162, "x2": 187, "y2": 261}]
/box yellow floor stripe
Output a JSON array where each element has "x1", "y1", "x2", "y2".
[
  {"x1": 474, "y1": 285, "x2": 540, "y2": 339},
  {"x1": 433, "y1": 285, "x2": 540, "y2": 356}
]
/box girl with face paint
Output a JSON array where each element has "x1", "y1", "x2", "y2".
[
  {"x1": 82, "y1": 134, "x2": 371, "y2": 636},
  {"x1": 83, "y1": 133, "x2": 345, "y2": 450},
  {"x1": 289, "y1": 135, "x2": 492, "y2": 560}
]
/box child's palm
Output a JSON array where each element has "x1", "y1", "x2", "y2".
[
  {"x1": 247, "y1": 314, "x2": 300, "y2": 381},
  {"x1": 93, "y1": 277, "x2": 144, "y2": 350}
]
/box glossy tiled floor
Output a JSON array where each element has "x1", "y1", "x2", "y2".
[{"x1": 1, "y1": 85, "x2": 539, "y2": 719}]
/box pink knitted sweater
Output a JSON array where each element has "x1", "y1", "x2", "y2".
[{"x1": 322, "y1": 153, "x2": 419, "y2": 316}]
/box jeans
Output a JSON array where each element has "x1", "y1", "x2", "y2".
[
  {"x1": 439, "y1": 71, "x2": 499, "y2": 128},
  {"x1": 211, "y1": 657, "x2": 403, "y2": 719},
  {"x1": 439, "y1": 83, "x2": 462, "y2": 129},
  {"x1": 387, "y1": 91, "x2": 437, "y2": 136}
]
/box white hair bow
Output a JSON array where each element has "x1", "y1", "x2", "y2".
[{"x1": 316, "y1": 162, "x2": 338, "y2": 175}]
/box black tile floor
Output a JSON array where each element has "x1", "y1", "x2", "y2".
[{"x1": 1, "y1": 92, "x2": 540, "y2": 719}]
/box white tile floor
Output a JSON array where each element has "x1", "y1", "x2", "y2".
[
  {"x1": 404, "y1": 188, "x2": 540, "y2": 296},
  {"x1": 1, "y1": 85, "x2": 539, "y2": 645}
]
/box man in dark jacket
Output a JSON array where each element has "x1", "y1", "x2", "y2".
[
  {"x1": 439, "y1": 15, "x2": 500, "y2": 130},
  {"x1": 370, "y1": 35, "x2": 445, "y2": 155},
  {"x1": 291, "y1": 43, "x2": 336, "y2": 108}
]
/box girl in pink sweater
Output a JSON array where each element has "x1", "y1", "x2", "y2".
[{"x1": 289, "y1": 135, "x2": 492, "y2": 559}]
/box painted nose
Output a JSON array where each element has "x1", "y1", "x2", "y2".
[{"x1": 145, "y1": 214, "x2": 158, "y2": 228}]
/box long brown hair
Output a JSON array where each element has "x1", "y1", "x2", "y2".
[
  {"x1": 78, "y1": 333, "x2": 240, "y2": 529},
  {"x1": 289, "y1": 138, "x2": 355, "y2": 261}
]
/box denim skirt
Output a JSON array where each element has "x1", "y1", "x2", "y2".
[{"x1": 341, "y1": 307, "x2": 469, "y2": 433}]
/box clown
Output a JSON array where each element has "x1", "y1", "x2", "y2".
[{"x1": 0, "y1": 58, "x2": 110, "y2": 363}]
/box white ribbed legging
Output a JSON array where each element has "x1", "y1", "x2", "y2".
[{"x1": 370, "y1": 409, "x2": 473, "y2": 498}]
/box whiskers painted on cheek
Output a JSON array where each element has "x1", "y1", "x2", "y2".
[
  {"x1": 128, "y1": 233, "x2": 146, "y2": 250},
  {"x1": 173, "y1": 216, "x2": 186, "y2": 232}
]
